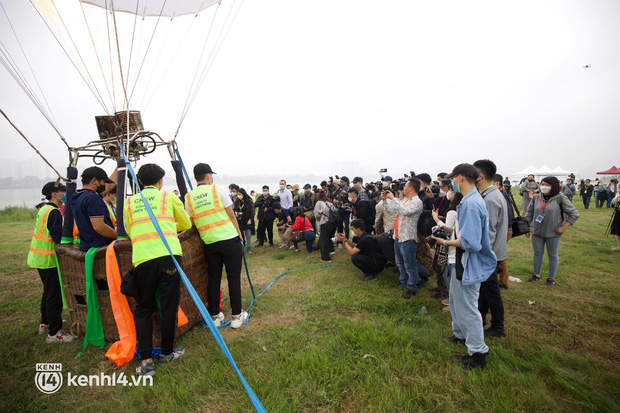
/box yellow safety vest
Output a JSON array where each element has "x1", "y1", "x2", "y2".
[
  {"x1": 106, "y1": 202, "x2": 117, "y2": 227},
  {"x1": 27, "y1": 204, "x2": 59, "y2": 269},
  {"x1": 186, "y1": 184, "x2": 237, "y2": 245},
  {"x1": 125, "y1": 188, "x2": 182, "y2": 267}
]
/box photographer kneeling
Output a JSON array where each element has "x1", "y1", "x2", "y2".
[{"x1": 336, "y1": 219, "x2": 386, "y2": 281}]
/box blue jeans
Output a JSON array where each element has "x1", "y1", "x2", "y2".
[
  {"x1": 583, "y1": 196, "x2": 591, "y2": 209},
  {"x1": 394, "y1": 238, "x2": 418, "y2": 291},
  {"x1": 532, "y1": 235, "x2": 562, "y2": 279},
  {"x1": 293, "y1": 230, "x2": 316, "y2": 252},
  {"x1": 608, "y1": 192, "x2": 616, "y2": 208},
  {"x1": 242, "y1": 228, "x2": 252, "y2": 252},
  {"x1": 448, "y1": 264, "x2": 489, "y2": 355}
]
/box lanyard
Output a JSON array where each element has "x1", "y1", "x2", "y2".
[{"x1": 539, "y1": 196, "x2": 553, "y2": 212}]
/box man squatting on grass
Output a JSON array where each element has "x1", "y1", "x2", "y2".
[
  {"x1": 28, "y1": 181, "x2": 74, "y2": 343},
  {"x1": 336, "y1": 219, "x2": 387, "y2": 281},
  {"x1": 434, "y1": 163, "x2": 497, "y2": 369},
  {"x1": 124, "y1": 164, "x2": 192, "y2": 377}
]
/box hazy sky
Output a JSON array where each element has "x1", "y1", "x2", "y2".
[{"x1": 1, "y1": 0, "x2": 619, "y2": 182}]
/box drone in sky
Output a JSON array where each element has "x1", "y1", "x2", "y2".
[{"x1": 583, "y1": 64, "x2": 592, "y2": 69}]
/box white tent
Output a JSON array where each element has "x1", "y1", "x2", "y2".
[{"x1": 509, "y1": 165, "x2": 578, "y2": 182}]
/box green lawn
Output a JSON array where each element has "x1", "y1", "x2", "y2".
[{"x1": 0, "y1": 200, "x2": 618, "y2": 412}]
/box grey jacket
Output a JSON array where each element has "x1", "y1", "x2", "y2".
[
  {"x1": 480, "y1": 185, "x2": 508, "y2": 262},
  {"x1": 561, "y1": 183, "x2": 576, "y2": 196},
  {"x1": 526, "y1": 193, "x2": 579, "y2": 238}
]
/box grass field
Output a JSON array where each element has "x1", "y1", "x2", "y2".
[{"x1": 0, "y1": 199, "x2": 618, "y2": 412}]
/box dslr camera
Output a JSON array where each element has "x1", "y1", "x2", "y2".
[{"x1": 426, "y1": 226, "x2": 448, "y2": 248}]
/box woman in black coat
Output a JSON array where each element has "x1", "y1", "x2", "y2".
[{"x1": 235, "y1": 188, "x2": 255, "y2": 253}]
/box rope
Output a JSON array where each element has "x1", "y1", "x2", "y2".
[
  {"x1": 109, "y1": 0, "x2": 130, "y2": 111},
  {"x1": 78, "y1": 0, "x2": 116, "y2": 113},
  {"x1": 0, "y1": 1, "x2": 61, "y2": 137},
  {"x1": 0, "y1": 109, "x2": 67, "y2": 181},
  {"x1": 118, "y1": 144, "x2": 266, "y2": 413},
  {"x1": 176, "y1": 0, "x2": 245, "y2": 137}
]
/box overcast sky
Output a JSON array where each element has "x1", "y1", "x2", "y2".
[{"x1": 1, "y1": 0, "x2": 619, "y2": 183}]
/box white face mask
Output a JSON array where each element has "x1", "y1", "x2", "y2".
[
  {"x1": 279, "y1": 185, "x2": 285, "y2": 190},
  {"x1": 540, "y1": 186, "x2": 552, "y2": 194},
  {"x1": 382, "y1": 181, "x2": 389, "y2": 188},
  {"x1": 231, "y1": 192, "x2": 237, "y2": 198},
  {"x1": 439, "y1": 189, "x2": 446, "y2": 196},
  {"x1": 237, "y1": 194, "x2": 243, "y2": 200},
  {"x1": 262, "y1": 191, "x2": 269, "y2": 196},
  {"x1": 348, "y1": 196, "x2": 353, "y2": 202}
]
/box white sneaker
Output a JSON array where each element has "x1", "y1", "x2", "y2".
[
  {"x1": 38, "y1": 324, "x2": 49, "y2": 335},
  {"x1": 321, "y1": 260, "x2": 332, "y2": 263},
  {"x1": 46, "y1": 330, "x2": 74, "y2": 343},
  {"x1": 288, "y1": 245, "x2": 295, "y2": 250},
  {"x1": 330, "y1": 252, "x2": 336, "y2": 256},
  {"x1": 211, "y1": 312, "x2": 225, "y2": 327},
  {"x1": 230, "y1": 311, "x2": 249, "y2": 329}
]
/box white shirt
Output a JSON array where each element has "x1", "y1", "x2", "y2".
[{"x1": 278, "y1": 189, "x2": 293, "y2": 209}]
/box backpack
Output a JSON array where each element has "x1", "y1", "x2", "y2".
[{"x1": 373, "y1": 233, "x2": 395, "y2": 265}]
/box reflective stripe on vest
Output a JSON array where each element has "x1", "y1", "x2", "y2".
[
  {"x1": 126, "y1": 189, "x2": 182, "y2": 265},
  {"x1": 186, "y1": 184, "x2": 237, "y2": 245},
  {"x1": 27, "y1": 204, "x2": 59, "y2": 269}
]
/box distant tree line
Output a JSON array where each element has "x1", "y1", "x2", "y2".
[{"x1": 0, "y1": 176, "x2": 57, "y2": 190}]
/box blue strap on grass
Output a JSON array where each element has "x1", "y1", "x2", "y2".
[
  {"x1": 174, "y1": 148, "x2": 193, "y2": 191},
  {"x1": 119, "y1": 145, "x2": 265, "y2": 413}
]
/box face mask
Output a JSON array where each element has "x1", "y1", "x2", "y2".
[
  {"x1": 528, "y1": 178, "x2": 534, "y2": 182},
  {"x1": 96, "y1": 183, "x2": 106, "y2": 194},
  {"x1": 280, "y1": 185, "x2": 285, "y2": 190},
  {"x1": 231, "y1": 192, "x2": 237, "y2": 198},
  {"x1": 439, "y1": 189, "x2": 446, "y2": 196},
  {"x1": 540, "y1": 186, "x2": 551, "y2": 194},
  {"x1": 237, "y1": 194, "x2": 243, "y2": 200},
  {"x1": 61, "y1": 193, "x2": 66, "y2": 203},
  {"x1": 339, "y1": 183, "x2": 345, "y2": 188},
  {"x1": 382, "y1": 182, "x2": 389, "y2": 188},
  {"x1": 305, "y1": 190, "x2": 311, "y2": 195},
  {"x1": 347, "y1": 196, "x2": 353, "y2": 202},
  {"x1": 262, "y1": 191, "x2": 269, "y2": 196},
  {"x1": 452, "y1": 179, "x2": 461, "y2": 194}
]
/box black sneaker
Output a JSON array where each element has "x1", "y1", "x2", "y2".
[
  {"x1": 499, "y1": 284, "x2": 508, "y2": 289},
  {"x1": 484, "y1": 329, "x2": 506, "y2": 338},
  {"x1": 454, "y1": 352, "x2": 486, "y2": 370},
  {"x1": 402, "y1": 290, "x2": 416, "y2": 299},
  {"x1": 362, "y1": 274, "x2": 377, "y2": 281},
  {"x1": 442, "y1": 336, "x2": 465, "y2": 345}
]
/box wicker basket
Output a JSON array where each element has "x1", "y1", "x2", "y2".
[{"x1": 56, "y1": 226, "x2": 208, "y2": 346}]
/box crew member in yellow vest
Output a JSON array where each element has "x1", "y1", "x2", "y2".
[
  {"x1": 103, "y1": 184, "x2": 117, "y2": 227},
  {"x1": 123, "y1": 164, "x2": 192, "y2": 377},
  {"x1": 28, "y1": 182, "x2": 74, "y2": 343},
  {"x1": 186, "y1": 163, "x2": 247, "y2": 328}
]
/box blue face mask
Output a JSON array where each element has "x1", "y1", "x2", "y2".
[
  {"x1": 452, "y1": 179, "x2": 461, "y2": 194},
  {"x1": 339, "y1": 183, "x2": 345, "y2": 188},
  {"x1": 279, "y1": 185, "x2": 285, "y2": 190},
  {"x1": 61, "y1": 193, "x2": 67, "y2": 203}
]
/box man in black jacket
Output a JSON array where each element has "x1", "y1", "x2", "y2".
[{"x1": 254, "y1": 185, "x2": 277, "y2": 247}]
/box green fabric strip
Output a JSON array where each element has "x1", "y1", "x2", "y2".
[
  {"x1": 77, "y1": 247, "x2": 105, "y2": 358},
  {"x1": 55, "y1": 260, "x2": 68, "y2": 310},
  {"x1": 60, "y1": 237, "x2": 73, "y2": 244}
]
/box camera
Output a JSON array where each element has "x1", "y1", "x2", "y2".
[{"x1": 426, "y1": 226, "x2": 448, "y2": 248}]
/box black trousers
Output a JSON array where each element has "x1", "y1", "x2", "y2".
[
  {"x1": 257, "y1": 219, "x2": 274, "y2": 245},
  {"x1": 478, "y1": 263, "x2": 505, "y2": 332},
  {"x1": 134, "y1": 255, "x2": 181, "y2": 359},
  {"x1": 204, "y1": 237, "x2": 243, "y2": 317},
  {"x1": 351, "y1": 254, "x2": 385, "y2": 277},
  {"x1": 318, "y1": 222, "x2": 337, "y2": 261},
  {"x1": 38, "y1": 267, "x2": 63, "y2": 335}
]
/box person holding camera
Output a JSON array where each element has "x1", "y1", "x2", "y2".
[
  {"x1": 254, "y1": 185, "x2": 277, "y2": 247},
  {"x1": 289, "y1": 206, "x2": 316, "y2": 253},
  {"x1": 414, "y1": 173, "x2": 438, "y2": 287},
  {"x1": 274, "y1": 203, "x2": 292, "y2": 249},
  {"x1": 520, "y1": 174, "x2": 540, "y2": 216},
  {"x1": 352, "y1": 177, "x2": 369, "y2": 200},
  {"x1": 434, "y1": 163, "x2": 497, "y2": 370},
  {"x1": 234, "y1": 188, "x2": 255, "y2": 254},
  {"x1": 347, "y1": 188, "x2": 376, "y2": 234},
  {"x1": 336, "y1": 219, "x2": 386, "y2": 281},
  {"x1": 383, "y1": 177, "x2": 423, "y2": 299},
  {"x1": 300, "y1": 184, "x2": 318, "y2": 233},
  {"x1": 374, "y1": 189, "x2": 397, "y2": 235}
]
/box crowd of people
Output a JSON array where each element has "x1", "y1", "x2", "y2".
[{"x1": 26, "y1": 159, "x2": 620, "y2": 375}]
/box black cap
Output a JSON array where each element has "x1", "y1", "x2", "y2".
[
  {"x1": 82, "y1": 166, "x2": 114, "y2": 183},
  {"x1": 42, "y1": 181, "x2": 66, "y2": 197},
  {"x1": 303, "y1": 184, "x2": 311, "y2": 189},
  {"x1": 193, "y1": 163, "x2": 216, "y2": 176},
  {"x1": 352, "y1": 176, "x2": 363, "y2": 184},
  {"x1": 445, "y1": 163, "x2": 479, "y2": 180}
]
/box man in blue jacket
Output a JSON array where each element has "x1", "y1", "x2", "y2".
[{"x1": 434, "y1": 163, "x2": 497, "y2": 369}]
